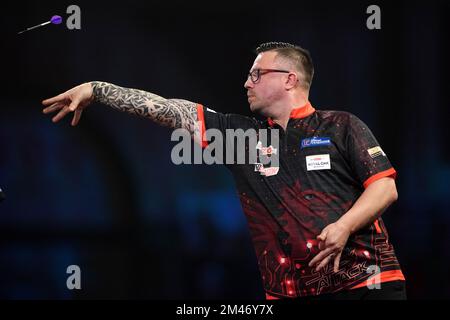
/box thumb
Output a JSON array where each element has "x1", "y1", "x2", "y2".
[{"x1": 317, "y1": 228, "x2": 328, "y2": 242}]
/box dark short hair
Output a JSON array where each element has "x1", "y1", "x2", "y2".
[{"x1": 255, "y1": 42, "x2": 314, "y2": 90}]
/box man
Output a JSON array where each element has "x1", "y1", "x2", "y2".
[{"x1": 42, "y1": 42, "x2": 406, "y2": 300}]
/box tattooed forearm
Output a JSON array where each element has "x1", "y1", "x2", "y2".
[{"x1": 90, "y1": 81, "x2": 199, "y2": 135}]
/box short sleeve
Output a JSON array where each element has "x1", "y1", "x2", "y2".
[
  {"x1": 345, "y1": 114, "x2": 397, "y2": 188},
  {"x1": 195, "y1": 104, "x2": 258, "y2": 148}
]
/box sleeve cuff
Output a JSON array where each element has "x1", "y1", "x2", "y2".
[
  {"x1": 363, "y1": 167, "x2": 397, "y2": 189},
  {"x1": 196, "y1": 104, "x2": 208, "y2": 148}
]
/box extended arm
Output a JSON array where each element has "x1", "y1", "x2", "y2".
[{"x1": 42, "y1": 81, "x2": 200, "y2": 137}]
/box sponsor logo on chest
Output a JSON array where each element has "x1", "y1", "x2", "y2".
[
  {"x1": 301, "y1": 137, "x2": 331, "y2": 149},
  {"x1": 306, "y1": 154, "x2": 331, "y2": 171}
]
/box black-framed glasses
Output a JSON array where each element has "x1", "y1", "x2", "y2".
[{"x1": 247, "y1": 68, "x2": 290, "y2": 83}]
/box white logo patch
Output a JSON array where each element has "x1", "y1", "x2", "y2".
[
  {"x1": 367, "y1": 146, "x2": 385, "y2": 158},
  {"x1": 254, "y1": 163, "x2": 279, "y2": 176},
  {"x1": 306, "y1": 154, "x2": 331, "y2": 171},
  {"x1": 256, "y1": 140, "x2": 278, "y2": 155}
]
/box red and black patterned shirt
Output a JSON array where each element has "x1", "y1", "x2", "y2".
[{"x1": 196, "y1": 101, "x2": 405, "y2": 299}]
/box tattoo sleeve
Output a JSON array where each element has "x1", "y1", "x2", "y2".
[{"x1": 90, "y1": 81, "x2": 200, "y2": 137}]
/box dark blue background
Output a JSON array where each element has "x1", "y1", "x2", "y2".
[{"x1": 0, "y1": 0, "x2": 449, "y2": 299}]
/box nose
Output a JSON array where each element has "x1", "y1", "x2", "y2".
[{"x1": 244, "y1": 76, "x2": 253, "y2": 89}]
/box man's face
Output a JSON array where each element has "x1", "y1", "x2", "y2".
[{"x1": 244, "y1": 51, "x2": 288, "y2": 115}]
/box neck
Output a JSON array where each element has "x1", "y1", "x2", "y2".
[{"x1": 269, "y1": 92, "x2": 309, "y2": 130}]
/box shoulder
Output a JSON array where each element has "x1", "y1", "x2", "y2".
[
  {"x1": 202, "y1": 105, "x2": 263, "y2": 130},
  {"x1": 315, "y1": 109, "x2": 359, "y2": 122},
  {"x1": 223, "y1": 113, "x2": 262, "y2": 128},
  {"x1": 315, "y1": 109, "x2": 368, "y2": 129}
]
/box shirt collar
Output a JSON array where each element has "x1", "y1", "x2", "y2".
[{"x1": 267, "y1": 101, "x2": 316, "y2": 126}]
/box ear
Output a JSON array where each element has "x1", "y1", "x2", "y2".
[{"x1": 285, "y1": 73, "x2": 298, "y2": 89}]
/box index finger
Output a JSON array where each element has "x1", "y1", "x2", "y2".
[
  {"x1": 333, "y1": 252, "x2": 342, "y2": 273},
  {"x1": 308, "y1": 247, "x2": 334, "y2": 267},
  {"x1": 42, "y1": 93, "x2": 66, "y2": 106}
]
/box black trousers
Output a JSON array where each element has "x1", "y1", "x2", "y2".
[{"x1": 296, "y1": 281, "x2": 407, "y2": 300}]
